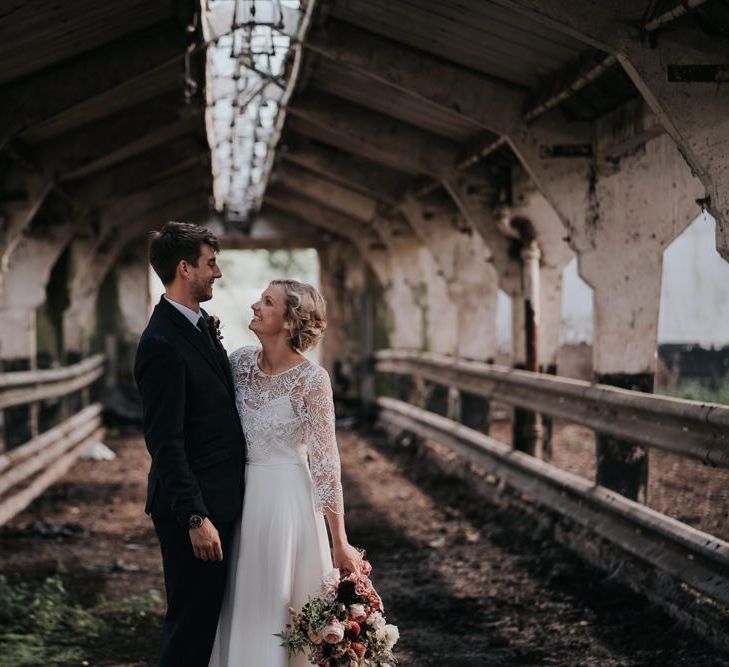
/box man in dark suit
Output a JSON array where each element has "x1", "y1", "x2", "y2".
[{"x1": 134, "y1": 221, "x2": 245, "y2": 666}]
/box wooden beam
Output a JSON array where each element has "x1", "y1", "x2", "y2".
[
  {"x1": 0, "y1": 20, "x2": 188, "y2": 147},
  {"x1": 33, "y1": 98, "x2": 205, "y2": 181},
  {"x1": 281, "y1": 138, "x2": 409, "y2": 205},
  {"x1": 0, "y1": 0, "x2": 172, "y2": 84},
  {"x1": 286, "y1": 92, "x2": 459, "y2": 177},
  {"x1": 65, "y1": 140, "x2": 209, "y2": 205},
  {"x1": 0, "y1": 177, "x2": 53, "y2": 260},
  {"x1": 306, "y1": 19, "x2": 525, "y2": 134},
  {"x1": 276, "y1": 164, "x2": 379, "y2": 222}
]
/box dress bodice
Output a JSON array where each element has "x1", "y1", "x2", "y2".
[{"x1": 229, "y1": 346, "x2": 344, "y2": 515}]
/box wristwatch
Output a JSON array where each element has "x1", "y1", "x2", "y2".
[{"x1": 188, "y1": 513, "x2": 206, "y2": 529}]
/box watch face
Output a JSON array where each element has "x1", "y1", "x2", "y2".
[{"x1": 189, "y1": 514, "x2": 203, "y2": 528}]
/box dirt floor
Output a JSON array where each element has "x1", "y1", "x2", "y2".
[{"x1": 1, "y1": 425, "x2": 728, "y2": 666}]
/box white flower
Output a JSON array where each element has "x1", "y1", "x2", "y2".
[
  {"x1": 319, "y1": 568, "x2": 341, "y2": 602},
  {"x1": 349, "y1": 603, "x2": 367, "y2": 623},
  {"x1": 367, "y1": 611, "x2": 385, "y2": 633},
  {"x1": 382, "y1": 624, "x2": 399, "y2": 650}
]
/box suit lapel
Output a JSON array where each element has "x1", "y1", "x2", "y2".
[
  {"x1": 201, "y1": 308, "x2": 236, "y2": 397},
  {"x1": 157, "y1": 298, "x2": 235, "y2": 400}
]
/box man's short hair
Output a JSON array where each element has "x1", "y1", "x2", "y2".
[{"x1": 149, "y1": 221, "x2": 220, "y2": 285}]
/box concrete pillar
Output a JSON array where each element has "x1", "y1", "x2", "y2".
[
  {"x1": 511, "y1": 102, "x2": 708, "y2": 497},
  {"x1": 319, "y1": 240, "x2": 378, "y2": 415},
  {"x1": 114, "y1": 237, "x2": 151, "y2": 381},
  {"x1": 0, "y1": 230, "x2": 72, "y2": 448},
  {"x1": 511, "y1": 183, "x2": 575, "y2": 369},
  {"x1": 399, "y1": 198, "x2": 498, "y2": 431},
  {"x1": 399, "y1": 198, "x2": 499, "y2": 360},
  {"x1": 579, "y1": 136, "x2": 702, "y2": 501},
  {"x1": 510, "y1": 185, "x2": 575, "y2": 457},
  {"x1": 375, "y1": 219, "x2": 457, "y2": 354},
  {"x1": 374, "y1": 216, "x2": 458, "y2": 415}
]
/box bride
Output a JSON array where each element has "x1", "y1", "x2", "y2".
[{"x1": 209, "y1": 279, "x2": 363, "y2": 666}]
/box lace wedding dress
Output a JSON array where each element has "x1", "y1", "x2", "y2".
[{"x1": 209, "y1": 346, "x2": 344, "y2": 667}]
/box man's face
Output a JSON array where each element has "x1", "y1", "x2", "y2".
[{"x1": 186, "y1": 243, "x2": 222, "y2": 303}]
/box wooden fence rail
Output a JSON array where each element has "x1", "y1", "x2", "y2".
[
  {"x1": 0, "y1": 356, "x2": 106, "y2": 526},
  {"x1": 375, "y1": 349, "x2": 729, "y2": 467},
  {"x1": 375, "y1": 350, "x2": 729, "y2": 648},
  {"x1": 0, "y1": 354, "x2": 105, "y2": 410}
]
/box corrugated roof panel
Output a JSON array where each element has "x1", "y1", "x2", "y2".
[
  {"x1": 329, "y1": 0, "x2": 587, "y2": 87},
  {"x1": 0, "y1": 0, "x2": 170, "y2": 85}
]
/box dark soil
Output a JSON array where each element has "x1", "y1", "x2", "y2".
[{"x1": 1, "y1": 426, "x2": 727, "y2": 666}]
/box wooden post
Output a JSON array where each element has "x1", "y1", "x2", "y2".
[
  {"x1": 104, "y1": 334, "x2": 118, "y2": 390},
  {"x1": 595, "y1": 372, "x2": 652, "y2": 502},
  {"x1": 359, "y1": 290, "x2": 375, "y2": 412},
  {"x1": 460, "y1": 390, "x2": 491, "y2": 435}
]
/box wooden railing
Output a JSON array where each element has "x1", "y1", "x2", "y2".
[
  {"x1": 0, "y1": 355, "x2": 105, "y2": 525},
  {"x1": 376, "y1": 349, "x2": 729, "y2": 467},
  {"x1": 0, "y1": 354, "x2": 105, "y2": 409},
  {"x1": 375, "y1": 349, "x2": 729, "y2": 646}
]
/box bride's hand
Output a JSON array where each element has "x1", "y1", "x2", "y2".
[{"x1": 333, "y1": 542, "x2": 363, "y2": 574}]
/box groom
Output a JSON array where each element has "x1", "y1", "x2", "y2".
[{"x1": 134, "y1": 221, "x2": 245, "y2": 666}]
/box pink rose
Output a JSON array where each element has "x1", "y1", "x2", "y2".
[
  {"x1": 320, "y1": 620, "x2": 345, "y2": 644},
  {"x1": 349, "y1": 604, "x2": 367, "y2": 623}
]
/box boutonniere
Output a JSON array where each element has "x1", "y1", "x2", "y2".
[{"x1": 208, "y1": 314, "x2": 224, "y2": 342}]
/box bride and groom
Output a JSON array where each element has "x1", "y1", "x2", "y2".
[{"x1": 134, "y1": 221, "x2": 363, "y2": 666}]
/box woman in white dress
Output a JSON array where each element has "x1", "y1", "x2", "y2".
[{"x1": 209, "y1": 279, "x2": 363, "y2": 666}]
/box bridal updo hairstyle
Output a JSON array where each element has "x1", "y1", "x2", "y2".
[{"x1": 270, "y1": 279, "x2": 327, "y2": 352}]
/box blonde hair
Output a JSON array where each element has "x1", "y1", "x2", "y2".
[{"x1": 269, "y1": 280, "x2": 327, "y2": 352}]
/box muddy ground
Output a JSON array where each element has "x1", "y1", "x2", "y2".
[{"x1": 1, "y1": 425, "x2": 727, "y2": 666}]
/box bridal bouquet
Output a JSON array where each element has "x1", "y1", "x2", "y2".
[{"x1": 278, "y1": 560, "x2": 399, "y2": 666}]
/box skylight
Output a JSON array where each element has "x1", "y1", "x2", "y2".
[{"x1": 201, "y1": 0, "x2": 307, "y2": 224}]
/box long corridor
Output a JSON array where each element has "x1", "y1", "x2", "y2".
[{"x1": 1, "y1": 426, "x2": 725, "y2": 666}]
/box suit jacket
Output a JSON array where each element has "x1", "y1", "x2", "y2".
[{"x1": 134, "y1": 296, "x2": 246, "y2": 527}]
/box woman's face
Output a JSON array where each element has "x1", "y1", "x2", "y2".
[{"x1": 249, "y1": 284, "x2": 289, "y2": 337}]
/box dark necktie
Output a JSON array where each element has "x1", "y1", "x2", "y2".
[{"x1": 196, "y1": 316, "x2": 216, "y2": 352}]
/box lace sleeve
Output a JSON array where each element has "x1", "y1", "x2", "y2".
[{"x1": 304, "y1": 366, "x2": 344, "y2": 515}]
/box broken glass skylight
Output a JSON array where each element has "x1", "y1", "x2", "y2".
[{"x1": 201, "y1": 0, "x2": 309, "y2": 224}]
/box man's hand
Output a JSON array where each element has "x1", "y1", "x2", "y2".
[{"x1": 189, "y1": 518, "x2": 223, "y2": 561}]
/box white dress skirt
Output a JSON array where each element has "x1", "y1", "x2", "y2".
[{"x1": 209, "y1": 347, "x2": 345, "y2": 667}]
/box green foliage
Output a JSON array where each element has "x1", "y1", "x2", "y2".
[
  {"x1": 0, "y1": 575, "x2": 104, "y2": 666},
  {"x1": 0, "y1": 575, "x2": 164, "y2": 666},
  {"x1": 115, "y1": 588, "x2": 163, "y2": 616},
  {"x1": 659, "y1": 376, "x2": 729, "y2": 405}
]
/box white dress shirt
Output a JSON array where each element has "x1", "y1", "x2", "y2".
[{"x1": 163, "y1": 294, "x2": 203, "y2": 329}]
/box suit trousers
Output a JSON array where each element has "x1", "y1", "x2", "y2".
[{"x1": 151, "y1": 495, "x2": 236, "y2": 667}]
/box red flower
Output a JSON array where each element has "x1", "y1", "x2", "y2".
[
  {"x1": 350, "y1": 642, "x2": 366, "y2": 659},
  {"x1": 345, "y1": 621, "x2": 361, "y2": 638}
]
